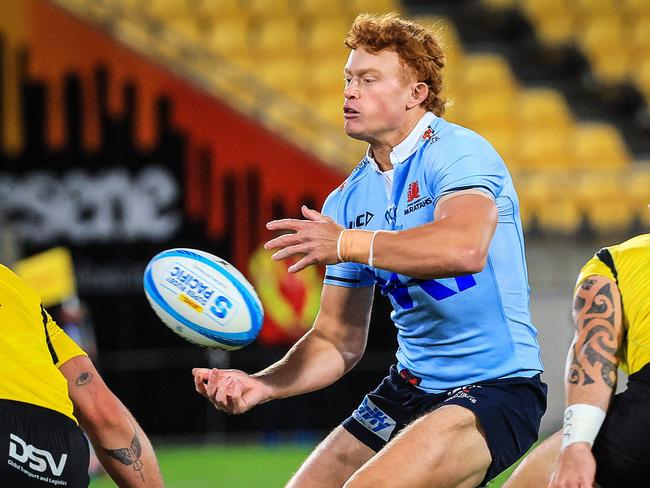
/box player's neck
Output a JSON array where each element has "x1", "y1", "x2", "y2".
[{"x1": 369, "y1": 109, "x2": 427, "y2": 171}]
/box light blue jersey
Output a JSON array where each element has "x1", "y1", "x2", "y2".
[{"x1": 323, "y1": 112, "x2": 543, "y2": 393}]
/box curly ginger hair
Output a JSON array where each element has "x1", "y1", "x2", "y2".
[{"x1": 345, "y1": 12, "x2": 447, "y2": 116}]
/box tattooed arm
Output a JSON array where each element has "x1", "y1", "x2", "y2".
[
  {"x1": 549, "y1": 274, "x2": 624, "y2": 488},
  {"x1": 58, "y1": 355, "x2": 164, "y2": 487}
]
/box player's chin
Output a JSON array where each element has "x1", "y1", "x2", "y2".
[{"x1": 343, "y1": 123, "x2": 367, "y2": 141}]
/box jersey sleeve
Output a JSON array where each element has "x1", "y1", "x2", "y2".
[
  {"x1": 426, "y1": 132, "x2": 506, "y2": 204},
  {"x1": 574, "y1": 252, "x2": 616, "y2": 292},
  {"x1": 321, "y1": 186, "x2": 375, "y2": 289},
  {"x1": 44, "y1": 309, "x2": 87, "y2": 367}
]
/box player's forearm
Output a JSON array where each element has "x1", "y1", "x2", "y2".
[
  {"x1": 86, "y1": 406, "x2": 163, "y2": 487},
  {"x1": 371, "y1": 219, "x2": 491, "y2": 279},
  {"x1": 253, "y1": 326, "x2": 364, "y2": 400},
  {"x1": 565, "y1": 276, "x2": 622, "y2": 411},
  {"x1": 560, "y1": 275, "x2": 623, "y2": 451}
]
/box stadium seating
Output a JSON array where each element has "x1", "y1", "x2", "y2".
[
  {"x1": 491, "y1": 0, "x2": 650, "y2": 103},
  {"x1": 86, "y1": 0, "x2": 647, "y2": 235}
]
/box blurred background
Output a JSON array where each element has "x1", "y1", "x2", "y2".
[{"x1": 1, "y1": 0, "x2": 649, "y2": 485}]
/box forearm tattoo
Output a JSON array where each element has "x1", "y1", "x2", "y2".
[
  {"x1": 75, "y1": 371, "x2": 93, "y2": 387},
  {"x1": 568, "y1": 279, "x2": 619, "y2": 389},
  {"x1": 105, "y1": 432, "x2": 145, "y2": 481}
]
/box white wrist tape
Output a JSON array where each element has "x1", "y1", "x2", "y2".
[
  {"x1": 368, "y1": 230, "x2": 381, "y2": 267},
  {"x1": 336, "y1": 231, "x2": 344, "y2": 262},
  {"x1": 561, "y1": 403, "x2": 606, "y2": 449}
]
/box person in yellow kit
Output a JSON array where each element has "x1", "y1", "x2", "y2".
[
  {"x1": 504, "y1": 229, "x2": 650, "y2": 487},
  {"x1": 0, "y1": 264, "x2": 164, "y2": 487}
]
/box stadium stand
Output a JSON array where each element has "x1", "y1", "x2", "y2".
[{"x1": 47, "y1": 0, "x2": 649, "y2": 236}]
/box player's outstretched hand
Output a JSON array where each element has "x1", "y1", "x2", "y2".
[
  {"x1": 192, "y1": 368, "x2": 272, "y2": 415},
  {"x1": 265, "y1": 205, "x2": 342, "y2": 273},
  {"x1": 548, "y1": 443, "x2": 597, "y2": 488}
]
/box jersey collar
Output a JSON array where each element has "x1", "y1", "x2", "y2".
[{"x1": 365, "y1": 112, "x2": 438, "y2": 171}]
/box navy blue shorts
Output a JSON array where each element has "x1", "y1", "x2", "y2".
[
  {"x1": 342, "y1": 366, "x2": 547, "y2": 486},
  {"x1": 0, "y1": 399, "x2": 90, "y2": 487}
]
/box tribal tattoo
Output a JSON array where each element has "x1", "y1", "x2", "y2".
[
  {"x1": 105, "y1": 432, "x2": 145, "y2": 482},
  {"x1": 75, "y1": 371, "x2": 94, "y2": 387},
  {"x1": 568, "y1": 279, "x2": 619, "y2": 389}
]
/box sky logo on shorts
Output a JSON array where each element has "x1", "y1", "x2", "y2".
[
  {"x1": 445, "y1": 384, "x2": 482, "y2": 404},
  {"x1": 352, "y1": 397, "x2": 396, "y2": 442}
]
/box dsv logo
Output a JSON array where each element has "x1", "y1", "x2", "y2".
[{"x1": 8, "y1": 433, "x2": 68, "y2": 476}]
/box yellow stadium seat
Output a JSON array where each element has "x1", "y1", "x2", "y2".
[
  {"x1": 304, "y1": 18, "x2": 350, "y2": 55},
  {"x1": 205, "y1": 17, "x2": 251, "y2": 57},
  {"x1": 536, "y1": 190, "x2": 583, "y2": 234},
  {"x1": 168, "y1": 17, "x2": 203, "y2": 44},
  {"x1": 521, "y1": 0, "x2": 569, "y2": 21},
  {"x1": 516, "y1": 88, "x2": 574, "y2": 132},
  {"x1": 460, "y1": 54, "x2": 518, "y2": 96},
  {"x1": 198, "y1": 0, "x2": 244, "y2": 18},
  {"x1": 589, "y1": 48, "x2": 631, "y2": 85},
  {"x1": 576, "y1": 19, "x2": 625, "y2": 58},
  {"x1": 516, "y1": 173, "x2": 552, "y2": 227},
  {"x1": 148, "y1": 0, "x2": 189, "y2": 19},
  {"x1": 533, "y1": 13, "x2": 575, "y2": 46},
  {"x1": 462, "y1": 93, "x2": 515, "y2": 130},
  {"x1": 573, "y1": 0, "x2": 619, "y2": 18},
  {"x1": 577, "y1": 173, "x2": 633, "y2": 233},
  {"x1": 247, "y1": 0, "x2": 293, "y2": 19},
  {"x1": 622, "y1": 0, "x2": 650, "y2": 17},
  {"x1": 252, "y1": 18, "x2": 302, "y2": 56},
  {"x1": 310, "y1": 56, "x2": 347, "y2": 95},
  {"x1": 258, "y1": 58, "x2": 305, "y2": 94},
  {"x1": 627, "y1": 171, "x2": 650, "y2": 222},
  {"x1": 315, "y1": 94, "x2": 345, "y2": 125},
  {"x1": 573, "y1": 123, "x2": 630, "y2": 169},
  {"x1": 515, "y1": 128, "x2": 575, "y2": 170},
  {"x1": 298, "y1": 0, "x2": 347, "y2": 19},
  {"x1": 630, "y1": 18, "x2": 650, "y2": 64},
  {"x1": 347, "y1": 0, "x2": 400, "y2": 15}
]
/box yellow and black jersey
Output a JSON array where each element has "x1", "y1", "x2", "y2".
[
  {"x1": 576, "y1": 234, "x2": 650, "y2": 376},
  {"x1": 0, "y1": 264, "x2": 86, "y2": 422}
]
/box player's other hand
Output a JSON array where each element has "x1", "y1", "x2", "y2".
[
  {"x1": 548, "y1": 443, "x2": 597, "y2": 488},
  {"x1": 192, "y1": 368, "x2": 272, "y2": 415},
  {"x1": 265, "y1": 205, "x2": 342, "y2": 273}
]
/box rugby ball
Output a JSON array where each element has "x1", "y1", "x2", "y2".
[{"x1": 143, "y1": 248, "x2": 263, "y2": 350}]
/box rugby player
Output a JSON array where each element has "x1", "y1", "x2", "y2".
[
  {"x1": 0, "y1": 264, "x2": 163, "y2": 487},
  {"x1": 194, "y1": 13, "x2": 546, "y2": 487},
  {"x1": 504, "y1": 229, "x2": 650, "y2": 488}
]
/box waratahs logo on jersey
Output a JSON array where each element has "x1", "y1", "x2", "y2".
[
  {"x1": 407, "y1": 181, "x2": 421, "y2": 202},
  {"x1": 404, "y1": 180, "x2": 433, "y2": 215}
]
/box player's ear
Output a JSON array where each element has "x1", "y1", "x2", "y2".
[{"x1": 407, "y1": 82, "x2": 429, "y2": 109}]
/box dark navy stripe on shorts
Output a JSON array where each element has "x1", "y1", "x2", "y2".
[{"x1": 342, "y1": 365, "x2": 547, "y2": 486}]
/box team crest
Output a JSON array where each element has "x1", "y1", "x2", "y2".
[
  {"x1": 404, "y1": 180, "x2": 432, "y2": 215},
  {"x1": 407, "y1": 181, "x2": 421, "y2": 203}
]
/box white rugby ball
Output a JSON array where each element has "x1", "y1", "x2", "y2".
[{"x1": 143, "y1": 248, "x2": 263, "y2": 350}]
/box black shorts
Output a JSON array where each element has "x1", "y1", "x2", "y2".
[
  {"x1": 0, "y1": 400, "x2": 90, "y2": 488},
  {"x1": 342, "y1": 366, "x2": 547, "y2": 486},
  {"x1": 593, "y1": 363, "x2": 650, "y2": 488}
]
